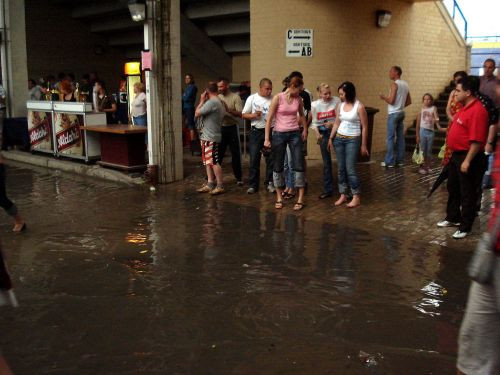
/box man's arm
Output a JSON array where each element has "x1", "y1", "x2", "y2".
[
  {"x1": 379, "y1": 82, "x2": 397, "y2": 104},
  {"x1": 461, "y1": 142, "x2": 481, "y2": 173},
  {"x1": 404, "y1": 92, "x2": 412, "y2": 107}
]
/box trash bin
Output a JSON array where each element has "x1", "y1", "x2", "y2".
[{"x1": 358, "y1": 107, "x2": 379, "y2": 162}]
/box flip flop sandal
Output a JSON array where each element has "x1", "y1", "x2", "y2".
[
  {"x1": 293, "y1": 202, "x2": 305, "y2": 211},
  {"x1": 275, "y1": 201, "x2": 284, "y2": 209}
]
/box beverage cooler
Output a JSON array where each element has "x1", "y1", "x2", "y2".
[
  {"x1": 52, "y1": 102, "x2": 105, "y2": 162},
  {"x1": 27, "y1": 100, "x2": 55, "y2": 155}
]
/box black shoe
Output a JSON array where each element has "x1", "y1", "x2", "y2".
[{"x1": 319, "y1": 192, "x2": 332, "y2": 199}]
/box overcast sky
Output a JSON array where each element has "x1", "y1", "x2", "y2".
[{"x1": 443, "y1": 0, "x2": 500, "y2": 38}]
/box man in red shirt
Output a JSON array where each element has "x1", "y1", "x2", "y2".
[{"x1": 437, "y1": 76, "x2": 489, "y2": 239}]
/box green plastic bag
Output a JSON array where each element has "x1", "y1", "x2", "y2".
[
  {"x1": 412, "y1": 146, "x2": 424, "y2": 165},
  {"x1": 438, "y1": 143, "x2": 446, "y2": 159}
]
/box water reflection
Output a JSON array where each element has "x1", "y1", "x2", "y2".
[{"x1": 1, "y1": 164, "x2": 471, "y2": 374}]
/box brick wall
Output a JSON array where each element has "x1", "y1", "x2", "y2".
[
  {"x1": 250, "y1": 0, "x2": 467, "y2": 159},
  {"x1": 25, "y1": 0, "x2": 129, "y2": 92}
]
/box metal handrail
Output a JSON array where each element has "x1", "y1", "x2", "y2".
[{"x1": 449, "y1": 0, "x2": 468, "y2": 40}]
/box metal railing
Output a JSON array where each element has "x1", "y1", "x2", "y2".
[{"x1": 444, "y1": 0, "x2": 468, "y2": 40}]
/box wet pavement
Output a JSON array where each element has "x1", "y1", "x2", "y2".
[{"x1": 0, "y1": 153, "x2": 492, "y2": 374}]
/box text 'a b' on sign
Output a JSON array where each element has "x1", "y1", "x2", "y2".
[{"x1": 286, "y1": 29, "x2": 313, "y2": 58}]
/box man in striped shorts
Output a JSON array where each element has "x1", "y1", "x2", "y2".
[{"x1": 195, "y1": 82, "x2": 225, "y2": 195}]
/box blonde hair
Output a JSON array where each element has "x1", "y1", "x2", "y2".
[
  {"x1": 134, "y1": 82, "x2": 146, "y2": 93},
  {"x1": 317, "y1": 83, "x2": 331, "y2": 94}
]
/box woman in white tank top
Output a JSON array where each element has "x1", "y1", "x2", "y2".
[{"x1": 327, "y1": 81, "x2": 369, "y2": 208}]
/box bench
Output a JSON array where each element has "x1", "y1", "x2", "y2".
[{"x1": 81, "y1": 124, "x2": 147, "y2": 171}]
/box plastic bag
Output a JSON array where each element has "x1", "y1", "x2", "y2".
[
  {"x1": 412, "y1": 146, "x2": 424, "y2": 165},
  {"x1": 438, "y1": 143, "x2": 446, "y2": 159}
]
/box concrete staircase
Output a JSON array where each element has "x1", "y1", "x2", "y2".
[{"x1": 405, "y1": 81, "x2": 455, "y2": 152}]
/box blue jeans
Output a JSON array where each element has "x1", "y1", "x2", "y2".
[
  {"x1": 384, "y1": 111, "x2": 405, "y2": 166},
  {"x1": 133, "y1": 114, "x2": 147, "y2": 126},
  {"x1": 272, "y1": 130, "x2": 305, "y2": 188},
  {"x1": 419, "y1": 128, "x2": 434, "y2": 158},
  {"x1": 319, "y1": 128, "x2": 333, "y2": 194},
  {"x1": 334, "y1": 136, "x2": 361, "y2": 195},
  {"x1": 284, "y1": 146, "x2": 295, "y2": 189}
]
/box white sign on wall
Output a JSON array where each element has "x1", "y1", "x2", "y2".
[{"x1": 286, "y1": 29, "x2": 313, "y2": 57}]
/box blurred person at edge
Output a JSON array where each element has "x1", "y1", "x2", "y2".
[
  {"x1": 456, "y1": 77, "x2": 500, "y2": 375},
  {"x1": 0, "y1": 242, "x2": 17, "y2": 375}
]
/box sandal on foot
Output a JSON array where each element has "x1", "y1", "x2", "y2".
[
  {"x1": 284, "y1": 193, "x2": 296, "y2": 200},
  {"x1": 293, "y1": 202, "x2": 305, "y2": 211},
  {"x1": 275, "y1": 201, "x2": 284, "y2": 209}
]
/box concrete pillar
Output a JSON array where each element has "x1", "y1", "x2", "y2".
[
  {"x1": 146, "y1": 0, "x2": 183, "y2": 183},
  {"x1": 0, "y1": 0, "x2": 28, "y2": 117}
]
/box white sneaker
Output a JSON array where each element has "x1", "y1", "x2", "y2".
[
  {"x1": 380, "y1": 162, "x2": 394, "y2": 168},
  {"x1": 247, "y1": 187, "x2": 256, "y2": 194},
  {"x1": 452, "y1": 230, "x2": 468, "y2": 239},
  {"x1": 267, "y1": 184, "x2": 276, "y2": 193},
  {"x1": 437, "y1": 220, "x2": 460, "y2": 228}
]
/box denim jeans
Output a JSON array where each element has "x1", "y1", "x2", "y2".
[
  {"x1": 133, "y1": 114, "x2": 147, "y2": 126},
  {"x1": 272, "y1": 130, "x2": 304, "y2": 188},
  {"x1": 248, "y1": 128, "x2": 273, "y2": 190},
  {"x1": 333, "y1": 136, "x2": 361, "y2": 195},
  {"x1": 384, "y1": 111, "x2": 405, "y2": 166},
  {"x1": 319, "y1": 128, "x2": 333, "y2": 194},
  {"x1": 284, "y1": 146, "x2": 295, "y2": 189},
  {"x1": 219, "y1": 125, "x2": 242, "y2": 181},
  {"x1": 419, "y1": 128, "x2": 434, "y2": 158}
]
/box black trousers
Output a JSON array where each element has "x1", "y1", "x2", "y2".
[
  {"x1": 248, "y1": 128, "x2": 273, "y2": 190},
  {"x1": 0, "y1": 164, "x2": 17, "y2": 217},
  {"x1": 445, "y1": 152, "x2": 487, "y2": 232},
  {"x1": 219, "y1": 125, "x2": 242, "y2": 181}
]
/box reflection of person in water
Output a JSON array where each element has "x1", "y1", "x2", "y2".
[{"x1": 0, "y1": 241, "x2": 17, "y2": 375}]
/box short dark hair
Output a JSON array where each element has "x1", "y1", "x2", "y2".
[
  {"x1": 259, "y1": 78, "x2": 272, "y2": 87},
  {"x1": 186, "y1": 73, "x2": 195, "y2": 83},
  {"x1": 422, "y1": 93, "x2": 434, "y2": 104},
  {"x1": 338, "y1": 81, "x2": 356, "y2": 102},
  {"x1": 459, "y1": 75, "x2": 480, "y2": 96},
  {"x1": 207, "y1": 81, "x2": 218, "y2": 93},
  {"x1": 484, "y1": 58, "x2": 496, "y2": 67},
  {"x1": 28, "y1": 78, "x2": 36, "y2": 86},
  {"x1": 289, "y1": 71, "x2": 303, "y2": 79},
  {"x1": 95, "y1": 80, "x2": 106, "y2": 91},
  {"x1": 453, "y1": 70, "x2": 467, "y2": 80},
  {"x1": 217, "y1": 77, "x2": 230, "y2": 84},
  {"x1": 392, "y1": 66, "x2": 402, "y2": 77},
  {"x1": 57, "y1": 72, "x2": 66, "y2": 80}
]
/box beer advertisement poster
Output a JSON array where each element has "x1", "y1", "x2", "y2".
[
  {"x1": 54, "y1": 113, "x2": 85, "y2": 156},
  {"x1": 28, "y1": 110, "x2": 52, "y2": 151}
]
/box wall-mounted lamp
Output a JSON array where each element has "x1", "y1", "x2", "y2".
[
  {"x1": 376, "y1": 10, "x2": 392, "y2": 28},
  {"x1": 128, "y1": 0, "x2": 146, "y2": 22}
]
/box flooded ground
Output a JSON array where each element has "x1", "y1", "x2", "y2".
[{"x1": 0, "y1": 156, "x2": 490, "y2": 374}]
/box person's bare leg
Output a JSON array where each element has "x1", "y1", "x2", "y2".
[
  {"x1": 206, "y1": 165, "x2": 215, "y2": 185},
  {"x1": 335, "y1": 194, "x2": 348, "y2": 206},
  {"x1": 12, "y1": 213, "x2": 24, "y2": 232},
  {"x1": 347, "y1": 194, "x2": 360, "y2": 208},
  {"x1": 0, "y1": 356, "x2": 14, "y2": 375},
  {"x1": 297, "y1": 187, "x2": 305, "y2": 204},
  {"x1": 212, "y1": 164, "x2": 223, "y2": 187},
  {"x1": 275, "y1": 187, "x2": 283, "y2": 208}
]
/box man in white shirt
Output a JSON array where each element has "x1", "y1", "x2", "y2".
[
  {"x1": 242, "y1": 78, "x2": 274, "y2": 194},
  {"x1": 379, "y1": 66, "x2": 411, "y2": 167}
]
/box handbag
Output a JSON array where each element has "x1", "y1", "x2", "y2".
[
  {"x1": 467, "y1": 213, "x2": 500, "y2": 284},
  {"x1": 412, "y1": 146, "x2": 424, "y2": 165}
]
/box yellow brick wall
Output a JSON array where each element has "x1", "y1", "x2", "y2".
[
  {"x1": 233, "y1": 54, "x2": 251, "y2": 83},
  {"x1": 250, "y1": 0, "x2": 467, "y2": 159}
]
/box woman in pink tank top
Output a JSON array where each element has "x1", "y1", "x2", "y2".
[{"x1": 264, "y1": 77, "x2": 308, "y2": 211}]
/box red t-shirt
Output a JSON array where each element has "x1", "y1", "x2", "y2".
[{"x1": 447, "y1": 99, "x2": 488, "y2": 152}]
